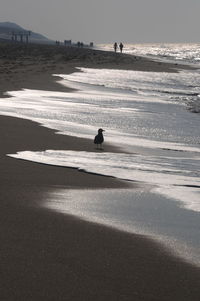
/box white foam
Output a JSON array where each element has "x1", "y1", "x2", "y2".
[{"x1": 8, "y1": 150, "x2": 200, "y2": 212}]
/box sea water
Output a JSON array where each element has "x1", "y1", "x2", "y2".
[{"x1": 1, "y1": 44, "x2": 200, "y2": 264}]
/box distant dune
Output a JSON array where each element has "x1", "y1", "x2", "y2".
[{"x1": 0, "y1": 21, "x2": 53, "y2": 44}]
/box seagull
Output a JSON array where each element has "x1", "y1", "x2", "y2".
[{"x1": 94, "y1": 128, "x2": 105, "y2": 149}]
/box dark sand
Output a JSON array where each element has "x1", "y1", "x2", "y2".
[{"x1": 0, "y1": 43, "x2": 199, "y2": 300}]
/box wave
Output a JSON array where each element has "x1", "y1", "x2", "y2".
[
  {"x1": 62, "y1": 71, "x2": 200, "y2": 115},
  {"x1": 8, "y1": 149, "x2": 200, "y2": 212}
]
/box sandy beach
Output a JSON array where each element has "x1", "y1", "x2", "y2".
[
  {"x1": 0, "y1": 43, "x2": 200, "y2": 300},
  {"x1": 0, "y1": 43, "x2": 194, "y2": 98}
]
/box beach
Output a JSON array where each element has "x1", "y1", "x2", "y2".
[{"x1": 0, "y1": 43, "x2": 200, "y2": 300}]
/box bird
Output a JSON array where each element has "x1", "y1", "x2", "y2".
[{"x1": 94, "y1": 128, "x2": 105, "y2": 149}]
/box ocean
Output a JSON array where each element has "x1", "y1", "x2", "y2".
[{"x1": 1, "y1": 44, "x2": 200, "y2": 265}]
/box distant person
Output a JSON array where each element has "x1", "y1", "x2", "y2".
[
  {"x1": 119, "y1": 42, "x2": 124, "y2": 53},
  {"x1": 114, "y1": 42, "x2": 118, "y2": 52},
  {"x1": 94, "y1": 128, "x2": 105, "y2": 149}
]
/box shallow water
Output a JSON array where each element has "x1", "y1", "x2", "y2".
[
  {"x1": 42, "y1": 187, "x2": 200, "y2": 266},
  {"x1": 98, "y1": 42, "x2": 200, "y2": 65},
  {"x1": 10, "y1": 149, "x2": 200, "y2": 213}
]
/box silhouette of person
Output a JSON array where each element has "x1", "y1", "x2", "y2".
[
  {"x1": 114, "y1": 42, "x2": 117, "y2": 53},
  {"x1": 94, "y1": 128, "x2": 105, "y2": 149},
  {"x1": 119, "y1": 42, "x2": 124, "y2": 53}
]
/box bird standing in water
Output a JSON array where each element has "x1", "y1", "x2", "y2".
[{"x1": 94, "y1": 128, "x2": 105, "y2": 150}]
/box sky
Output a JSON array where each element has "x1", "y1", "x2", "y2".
[{"x1": 0, "y1": 0, "x2": 200, "y2": 44}]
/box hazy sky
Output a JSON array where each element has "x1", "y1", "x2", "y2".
[{"x1": 1, "y1": 0, "x2": 200, "y2": 44}]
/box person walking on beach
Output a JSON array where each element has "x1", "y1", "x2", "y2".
[
  {"x1": 119, "y1": 42, "x2": 124, "y2": 53},
  {"x1": 114, "y1": 42, "x2": 118, "y2": 52}
]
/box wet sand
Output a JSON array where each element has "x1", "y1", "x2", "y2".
[{"x1": 0, "y1": 43, "x2": 199, "y2": 300}]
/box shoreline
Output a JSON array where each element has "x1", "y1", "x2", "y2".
[
  {"x1": 0, "y1": 43, "x2": 195, "y2": 98},
  {"x1": 0, "y1": 43, "x2": 200, "y2": 300}
]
